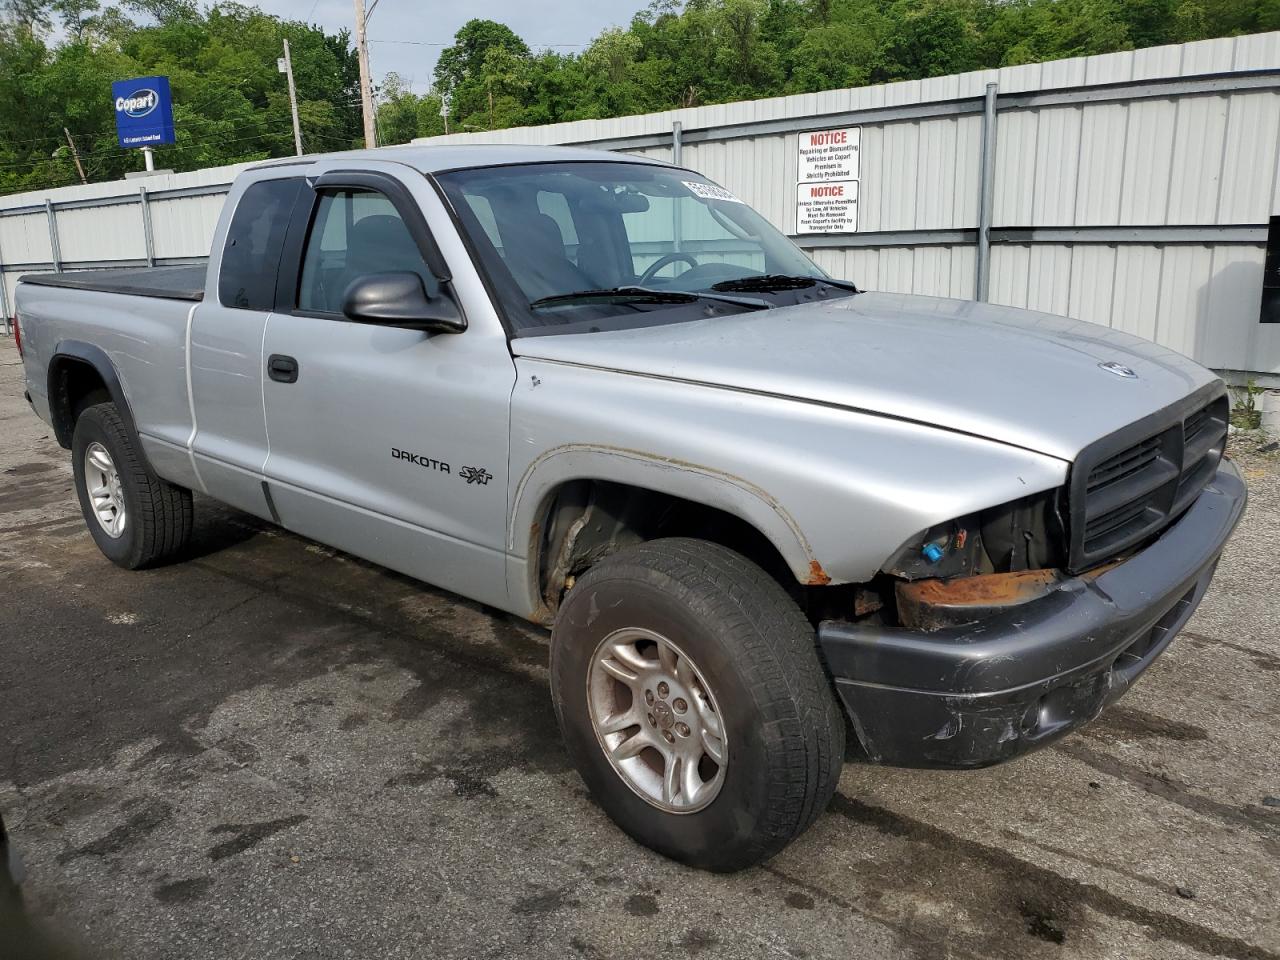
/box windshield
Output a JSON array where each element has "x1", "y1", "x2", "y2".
[{"x1": 435, "y1": 161, "x2": 841, "y2": 334}]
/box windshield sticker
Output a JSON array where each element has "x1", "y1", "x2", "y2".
[{"x1": 682, "y1": 180, "x2": 744, "y2": 204}]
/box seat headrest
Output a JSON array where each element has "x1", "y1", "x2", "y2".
[{"x1": 349, "y1": 215, "x2": 415, "y2": 256}]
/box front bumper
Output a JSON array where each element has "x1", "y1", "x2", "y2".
[{"x1": 817, "y1": 458, "x2": 1247, "y2": 768}]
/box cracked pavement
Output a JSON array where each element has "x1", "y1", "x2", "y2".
[{"x1": 1, "y1": 340, "x2": 1278, "y2": 959}]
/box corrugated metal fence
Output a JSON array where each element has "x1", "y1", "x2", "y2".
[
  {"x1": 3, "y1": 33, "x2": 1279, "y2": 381},
  {"x1": 415, "y1": 32, "x2": 1280, "y2": 382},
  {"x1": 0, "y1": 162, "x2": 247, "y2": 329}
]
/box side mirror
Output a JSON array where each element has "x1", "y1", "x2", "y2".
[{"x1": 341, "y1": 272, "x2": 466, "y2": 333}]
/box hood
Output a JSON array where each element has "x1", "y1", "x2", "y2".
[{"x1": 511, "y1": 292, "x2": 1221, "y2": 462}]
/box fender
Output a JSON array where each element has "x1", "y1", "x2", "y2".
[
  {"x1": 46, "y1": 340, "x2": 142, "y2": 451},
  {"x1": 509, "y1": 443, "x2": 824, "y2": 593}
]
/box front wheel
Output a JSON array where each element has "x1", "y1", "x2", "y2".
[{"x1": 550, "y1": 538, "x2": 844, "y2": 871}]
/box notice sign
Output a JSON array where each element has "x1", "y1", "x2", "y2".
[
  {"x1": 797, "y1": 180, "x2": 858, "y2": 233},
  {"x1": 796, "y1": 127, "x2": 859, "y2": 234},
  {"x1": 797, "y1": 127, "x2": 860, "y2": 182}
]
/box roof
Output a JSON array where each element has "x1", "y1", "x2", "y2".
[{"x1": 253, "y1": 143, "x2": 671, "y2": 175}]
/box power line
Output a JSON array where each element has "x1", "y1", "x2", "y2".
[
  {"x1": 368, "y1": 34, "x2": 717, "y2": 49},
  {"x1": 2, "y1": 124, "x2": 306, "y2": 190},
  {"x1": 0, "y1": 123, "x2": 301, "y2": 173},
  {"x1": 2, "y1": 129, "x2": 91, "y2": 149},
  {"x1": 304, "y1": 132, "x2": 362, "y2": 149},
  {"x1": 2, "y1": 100, "x2": 363, "y2": 160},
  {"x1": 370, "y1": 38, "x2": 590, "y2": 47}
]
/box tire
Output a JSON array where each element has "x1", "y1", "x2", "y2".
[
  {"x1": 71, "y1": 402, "x2": 193, "y2": 569},
  {"x1": 551, "y1": 537, "x2": 844, "y2": 871}
]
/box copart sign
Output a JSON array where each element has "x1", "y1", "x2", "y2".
[
  {"x1": 112, "y1": 76, "x2": 176, "y2": 148},
  {"x1": 796, "y1": 127, "x2": 860, "y2": 234}
]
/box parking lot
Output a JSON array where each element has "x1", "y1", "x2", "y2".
[{"x1": 0, "y1": 338, "x2": 1277, "y2": 960}]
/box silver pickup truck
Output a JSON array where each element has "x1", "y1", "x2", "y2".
[{"x1": 15, "y1": 145, "x2": 1246, "y2": 870}]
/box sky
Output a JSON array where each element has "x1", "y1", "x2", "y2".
[{"x1": 251, "y1": 0, "x2": 646, "y2": 93}]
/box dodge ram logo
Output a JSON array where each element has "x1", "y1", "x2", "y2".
[{"x1": 1098, "y1": 361, "x2": 1138, "y2": 379}]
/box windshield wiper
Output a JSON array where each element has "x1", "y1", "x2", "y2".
[
  {"x1": 530, "y1": 285, "x2": 770, "y2": 311},
  {"x1": 711, "y1": 274, "x2": 861, "y2": 294}
]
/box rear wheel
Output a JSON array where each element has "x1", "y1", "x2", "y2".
[
  {"x1": 551, "y1": 537, "x2": 844, "y2": 871},
  {"x1": 71, "y1": 403, "x2": 193, "y2": 569}
]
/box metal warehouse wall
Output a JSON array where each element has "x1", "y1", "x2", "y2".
[
  {"x1": 0, "y1": 162, "x2": 251, "y2": 324},
  {"x1": 3, "y1": 33, "x2": 1279, "y2": 381},
  {"x1": 415, "y1": 32, "x2": 1280, "y2": 382}
]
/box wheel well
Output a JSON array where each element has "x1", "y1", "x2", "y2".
[
  {"x1": 49, "y1": 358, "x2": 111, "y2": 448},
  {"x1": 533, "y1": 480, "x2": 802, "y2": 622}
]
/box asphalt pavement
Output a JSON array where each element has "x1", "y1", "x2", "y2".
[{"x1": 0, "y1": 340, "x2": 1277, "y2": 960}]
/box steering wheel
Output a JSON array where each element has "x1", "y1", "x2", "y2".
[{"x1": 639, "y1": 252, "x2": 700, "y2": 285}]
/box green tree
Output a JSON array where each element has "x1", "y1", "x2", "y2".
[
  {"x1": 980, "y1": 0, "x2": 1131, "y2": 65},
  {"x1": 375, "y1": 72, "x2": 446, "y2": 145},
  {"x1": 711, "y1": 0, "x2": 783, "y2": 96},
  {"x1": 1172, "y1": 0, "x2": 1280, "y2": 40},
  {"x1": 120, "y1": 0, "x2": 198, "y2": 22},
  {"x1": 1, "y1": 0, "x2": 51, "y2": 38},
  {"x1": 787, "y1": 20, "x2": 881, "y2": 92},
  {"x1": 0, "y1": 2, "x2": 361, "y2": 193},
  {"x1": 434, "y1": 18, "x2": 531, "y2": 126},
  {"x1": 5, "y1": 0, "x2": 1280, "y2": 196},
  {"x1": 477, "y1": 44, "x2": 532, "y2": 129},
  {"x1": 51, "y1": 0, "x2": 98, "y2": 40},
  {"x1": 878, "y1": 0, "x2": 982, "y2": 81}
]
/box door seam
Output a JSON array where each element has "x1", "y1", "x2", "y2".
[
  {"x1": 183, "y1": 301, "x2": 207, "y2": 493},
  {"x1": 259, "y1": 312, "x2": 273, "y2": 474}
]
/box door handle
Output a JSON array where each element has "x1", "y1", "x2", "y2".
[{"x1": 268, "y1": 354, "x2": 299, "y2": 383}]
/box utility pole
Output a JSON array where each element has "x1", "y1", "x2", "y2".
[
  {"x1": 279, "y1": 39, "x2": 304, "y2": 156},
  {"x1": 352, "y1": 0, "x2": 377, "y2": 148},
  {"x1": 63, "y1": 128, "x2": 87, "y2": 184}
]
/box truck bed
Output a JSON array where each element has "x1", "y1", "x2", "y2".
[{"x1": 19, "y1": 265, "x2": 205, "y2": 302}]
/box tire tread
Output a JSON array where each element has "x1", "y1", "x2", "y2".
[
  {"x1": 74, "y1": 403, "x2": 193, "y2": 569},
  {"x1": 557, "y1": 537, "x2": 843, "y2": 868}
]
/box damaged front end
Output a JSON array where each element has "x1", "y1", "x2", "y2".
[
  {"x1": 816, "y1": 459, "x2": 1246, "y2": 769},
  {"x1": 877, "y1": 485, "x2": 1068, "y2": 632}
]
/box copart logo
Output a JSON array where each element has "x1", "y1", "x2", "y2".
[{"x1": 116, "y1": 89, "x2": 159, "y2": 118}]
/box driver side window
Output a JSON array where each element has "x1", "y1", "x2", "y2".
[
  {"x1": 623, "y1": 194, "x2": 768, "y2": 282},
  {"x1": 297, "y1": 189, "x2": 433, "y2": 315}
]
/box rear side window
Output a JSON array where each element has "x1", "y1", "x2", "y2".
[{"x1": 218, "y1": 177, "x2": 303, "y2": 310}]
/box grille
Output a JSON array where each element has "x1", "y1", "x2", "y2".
[
  {"x1": 1068, "y1": 391, "x2": 1228, "y2": 572},
  {"x1": 1086, "y1": 436, "x2": 1162, "y2": 494}
]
